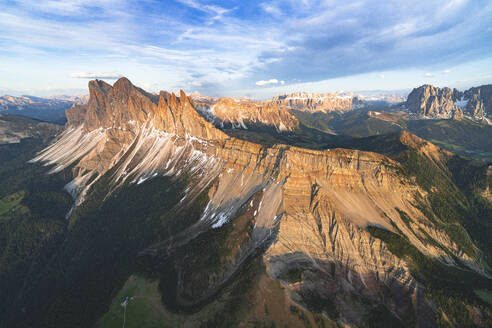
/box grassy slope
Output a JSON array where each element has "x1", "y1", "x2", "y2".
[
  {"x1": 407, "y1": 118, "x2": 492, "y2": 161},
  {"x1": 292, "y1": 108, "x2": 406, "y2": 137},
  {"x1": 0, "y1": 191, "x2": 28, "y2": 218},
  {"x1": 224, "y1": 122, "x2": 356, "y2": 150},
  {"x1": 97, "y1": 275, "x2": 172, "y2": 328},
  {"x1": 293, "y1": 108, "x2": 492, "y2": 162},
  {"x1": 100, "y1": 262, "x2": 338, "y2": 328}
]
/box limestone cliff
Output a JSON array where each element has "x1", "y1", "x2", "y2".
[
  {"x1": 464, "y1": 85, "x2": 492, "y2": 119},
  {"x1": 271, "y1": 91, "x2": 364, "y2": 112},
  {"x1": 33, "y1": 78, "x2": 488, "y2": 327},
  {"x1": 193, "y1": 91, "x2": 364, "y2": 132},
  {"x1": 194, "y1": 96, "x2": 299, "y2": 132},
  {"x1": 406, "y1": 85, "x2": 460, "y2": 118},
  {"x1": 406, "y1": 84, "x2": 492, "y2": 121}
]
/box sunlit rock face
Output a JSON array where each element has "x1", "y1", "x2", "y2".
[
  {"x1": 406, "y1": 85, "x2": 461, "y2": 118},
  {"x1": 464, "y1": 85, "x2": 492, "y2": 119},
  {"x1": 192, "y1": 91, "x2": 365, "y2": 132},
  {"x1": 271, "y1": 91, "x2": 364, "y2": 112},
  {"x1": 193, "y1": 96, "x2": 299, "y2": 132},
  {"x1": 406, "y1": 84, "x2": 492, "y2": 121},
  {"x1": 33, "y1": 77, "x2": 484, "y2": 326}
]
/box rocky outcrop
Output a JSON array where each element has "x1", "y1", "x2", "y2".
[
  {"x1": 193, "y1": 91, "x2": 365, "y2": 132},
  {"x1": 452, "y1": 107, "x2": 464, "y2": 120},
  {"x1": 271, "y1": 91, "x2": 364, "y2": 112},
  {"x1": 463, "y1": 85, "x2": 492, "y2": 119},
  {"x1": 33, "y1": 78, "x2": 485, "y2": 326},
  {"x1": 66, "y1": 78, "x2": 227, "y2": 141},
  {"x1": 195, "y1": 97, "x2": 299, "y2": 132},
  {"x1": 406, "y1": 85, "x2": 460, "y2": 118},
  {"x1": 466, "y1": 94, "x2": 484, "y2": 118},
  {"x1": 406, "y1": 84, "x2": 492, "y2": 121}
]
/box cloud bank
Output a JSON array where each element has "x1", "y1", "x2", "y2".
[
  {"x1": 0, "y1": 0, "x2": 491, "y2": 96},
  {"x1": 70, "y1": 72, "x2": 122, "y2": 79}
]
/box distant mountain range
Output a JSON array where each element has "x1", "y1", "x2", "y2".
[
  {"x1": 8, "y1": 83, "x2": 492, "y2": 127},
  {"x1": 404, "y1": 84, "x2": 492, "y2": 122},
  {"x1": 0, "y1": 113, "x2": 62, "y2": 144},
  {"x1": 0, "y1": 94, "x2": 88, "y2": 122},
  {"x1": 192, "y1": 91, "x2": 406, "y2": 133}
]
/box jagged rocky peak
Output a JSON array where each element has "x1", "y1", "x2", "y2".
[
  {"x1": 406, "y1": 83, "x2": 492, "y2": 120},
  {"x1": 194, "y1": 96, "x2": 299, "y2": 132},
  {"x1": 464, "y1": 84, "x2": 492, "y2": 119},
  {"x1": 452, "y1": 106, "x2": 464, "y2": 120},
  {"x1": 66, "y1": 77, "x2": 226, "y2": 141},
  {"x1": 270, "y1": 91, "x2": 364, "y2": 112},
  {"x1": 192, "y1": 90, "x2": 365, "y2": 132},
  {"x1": 406, "y1": 84, "x2": 460, "y2": 118},
  {"x1": 31, "y1": 77, "x2": 491, "y2": 327}
]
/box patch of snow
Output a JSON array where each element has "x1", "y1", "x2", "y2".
[
  {"x1": 455, "y1": 96, "x2": 468, "y2": 108},
  {"x1": 136, "y1": 176, "x2": 148, "y2": 185}
]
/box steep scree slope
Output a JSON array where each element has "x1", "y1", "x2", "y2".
[{"x1": 29, "y1": 78, "x2": 491, "y2": 327}]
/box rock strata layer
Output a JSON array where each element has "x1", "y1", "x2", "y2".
[{"x1": 34, "y1": 78, "x2": 484, "y2": 326}]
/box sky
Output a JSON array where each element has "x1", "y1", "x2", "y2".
[{"x1": 1, "y1": 0, "x2": 492, "y2": 98}]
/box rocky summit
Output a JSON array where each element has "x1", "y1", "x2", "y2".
[
  {"x1": 194, "y1": 96, "x2": 299, "y2": 132},
  {"x1": 406, "y1": 84, "x2": 492, "y2": 120},
  {"x1": 0, "y1": 77, "x2": 482, "y2": 327},
  {"x1": 192, "y1": 91, "x2": 365, "y2": 133},
  {"x1": 271, "y1": 91, "x2": 364, "y2": 112}
]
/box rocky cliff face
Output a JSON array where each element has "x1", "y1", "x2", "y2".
[
  {"x1": 193, "y1": 91, "x2": 365, "y2": 132},
  {"x1": 271, "y1": 91, "x2": 364, "y2": 112},
  {"x1": 406, "y1": 84, "x2": 492, "y2": 121},
  {"x1": 464, "y1": 85, "x2": 492, "y2": 119},
  {"x1": 194, "y1": 96, "x2": 299, "y2": 132},
  {"x1": 32, "y1": 78, "x2": 488, "y2": 327},
  {"x1": 406, "y1": 85, "x2": 461, "y2": 118}
]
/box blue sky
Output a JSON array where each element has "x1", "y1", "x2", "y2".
[{"x1": 1, "y1": 0, "x2": 492, "y2": 98}]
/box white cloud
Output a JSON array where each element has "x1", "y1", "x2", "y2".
[
  {"x1": 256, "y1": 79, "x2": 279, "y2": 86},
  {"x1": 261, "y1": 3, "x2": 282, "y2": 16},
  {"x1": 189, "y1": 81, "x2": 203, "y2": 87},
  {"x1": 70, "y1": 72, "x2": 122, "y2": 79},
  {"x1": 175, "y1": 0, "x2": 234, "y2": 23},
  {"x1": 443, "y1": 69, "x2": 452, "y2": 73},
  {"x1": 2, "y1": 0, "x2": 492, "y2": 97}
]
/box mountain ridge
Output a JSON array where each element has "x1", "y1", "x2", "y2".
[
  {"x1": 405, "y1": 84, "x2": 492, "y2": 121},
  {"x1": 3, "y1": 76, "x2": 487, "y2": 327}
]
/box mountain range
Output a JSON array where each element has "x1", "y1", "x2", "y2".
[
  {"x1": 0, "y1": 77, "x2": 491, "y2": 328},
  {"x1": 404, "y1": 84, "x2": 492, "y2": 121},
  {"x1": 0, "y1": 94, "x2": 88, "y2": 123},
  {"x1": 4, "y1": 83, "x2": 490, "y2": 129}
]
